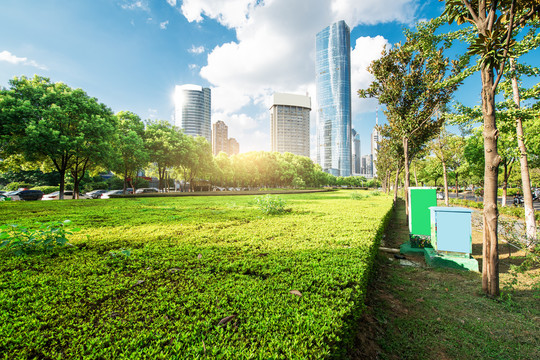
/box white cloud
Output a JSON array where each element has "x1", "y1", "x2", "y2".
[
  {"x1": 188, "y1": 64, "x2": 199, "y2": 71},
  {"x1": 181, "y1": 0, "x2": 259, "y2": 29},
  {"x1": 147, "y1": 108, "x2": 159, "y2": 119},
  {"x1": 351, "y1": 36, "x2": 389, "y2": 113},
  {"x1": 0, "y1": 50, "x2": 48, "y2": 70},
  {"x1": 160, "y1": 20, "x2": 169, "y2": 29},
  {"x1": 180, "y1": 0, "x2": 419, "y2": 152},
  {"x1": 121, "y1": 0, "x2": 150, "y2": 12},
  {"x1": 188, "y1": 45, "x2": 205, "y2": 54},
  {"x1": 166, "y1": 0, "x2": 177, "y2": 7}
]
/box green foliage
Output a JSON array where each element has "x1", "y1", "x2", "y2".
[
  {"x1": 350, "y1": 192, "x2": 368, "y2": 200},
  {"x1": 0, "y1": 220, "x2": 79, "y2": 255},
  {"x1": 498, "y1": 187, "x2": 520, "y2": 196},
  {"x1": 0, "y1": 191, "x2": 393, "y2": 358},
  {"x1": 31, "y1": 186, "x2": 59, "y2": 194},
  {"x1": 350, "y1": 191, "x2": 382, "y2": 200},
  {"x1": 254, "y1": 194, "x2": 287, "y2": 215},
  {"x1": 4, "y1": 182, "x2": 33, "y2": 191}
]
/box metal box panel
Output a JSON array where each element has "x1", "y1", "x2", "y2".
[
  {"x1": 408, "y1": 187, "x2": 437, "y2": 236},
  {"x1": 429, "y1": 207, "x2": 473, "y2": 255}
]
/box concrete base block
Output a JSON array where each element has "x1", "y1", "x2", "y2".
[
  {"x1": 424, "y1": 248, "x2": 479, "y2": 272},
  {"x1": 400, "y1": 241, "x2": 429, "y2": 256}
]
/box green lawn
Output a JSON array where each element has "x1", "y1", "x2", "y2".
[{"x1": 0, "y1": 190, "x2": 393, "y2": 359}]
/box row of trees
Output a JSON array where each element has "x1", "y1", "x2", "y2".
[
  {"x1": 0, "y1": 76, "x2": 376, "y2": 199},
  {"x1": 361, "y1": 1, "x2": 539, "y2": 297}
]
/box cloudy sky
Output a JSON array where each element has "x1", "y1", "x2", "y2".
[{"x1": 2, "y1": 0, "x2": 458, "y2": 157}]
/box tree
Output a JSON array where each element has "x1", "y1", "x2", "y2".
[
  {"x1": 0, "y1": 75, "x2": 114, "y2": 199},
  {"x1": 359, "y1": 18, "x2": 463, "y2": 217},
  {"x1": 444, "y1": 0, "x2": 539, "y2": 297},
  {"x1": 145, "y1": 120, "x2": 188, "y2": 191},
  {"x1": 176, "y1": 136, "x2": 213, "y2": 191},
  {"x1": 111, "y1": 111, "x2": 149, "y2": 193},
  {"x1": 431, "y1": 128, "x2": 453, "y2": 205}
]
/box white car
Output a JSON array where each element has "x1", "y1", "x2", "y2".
[
  {"x1": 436, "y1": 192, "x2": 445, "y2": 200},
  {"x1": 42, "y1": 191, "x2": 90, "y2": 200},
  {"x1": 100, "y1": 189, "x2": 125, "y2": 199}
]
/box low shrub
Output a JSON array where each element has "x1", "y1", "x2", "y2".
[
  {"x1": 0, "y1": 220, "x2": 79, "y2": 255},
  {"x1": 350, "y1": 191, "x2": 368, "y2": 200},
  {"x1": 254, "y1": 194, "x2": 288, "y2": 214}
]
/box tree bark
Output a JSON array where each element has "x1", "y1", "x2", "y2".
[
  {"x1": 442, "y1": 161, "x2": 449, "y2": 206},
  {"x1": 455, "y1": 174, "x2": 459, "y2": 199},
  {"x1": 481, "y1": 66, "x2": 501, "y2": 297},
  {"x1": 414, "y1": 163, "x2": 418, "y2": 187},
  {"x1": 502, "y1": 161, "x2": 508, "y2": 207},
  {"x1": 393, "y1": 167, "x2": 400, "y2": 204},
  {"x1": 403, "y1": 136, "x2": 410, "y2": 220},
  {"x1": 511, "y1": 59, "x2": 536, "y2": 244}
]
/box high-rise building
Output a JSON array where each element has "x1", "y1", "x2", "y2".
[
  {"x1": 270, "y1": 93, "x2": 311, "y2": 157},
  {"x1": 228, "y1": 138, "x2": 239, "y2": 155},
  {"x1": 174, "y1": 84, "x2": 211, "y2": 142},
  {"x1": 212, "y1": 120, "x2": 229, "y2": 156},
  {"x1": 316, "y1": 20, "x2": 352, "y2": 177},
  {"x1": 361, "y1": 154, "x2": 373, "y2": 178},
  {"x1": 371, "y1": 110, "x2": 381, "y2": 177},
  {"x1": 351, "y1": 128, "x2": 361, "y2": 175}
]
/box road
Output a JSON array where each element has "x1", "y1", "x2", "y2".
[{"x1": 443, "y1": 191, "x2": 540, "y2": 211}]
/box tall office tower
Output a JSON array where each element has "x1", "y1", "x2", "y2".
[
  {"x1": 351, "y1": 128, "x2": 361, "y2": 174},
  {"x1": 371, "y1": 109, "x2": 381, "y2": 176},
  {"x1": 270, "y1": 93, "x2": 311, "y2": 157},
  {"x1": 316, "y1": 20, "x2": 352, "y2": 177},
  {"x1": 228, "y1": 138, "x2": 239, "y2": 155},
  {"x1": 212, "y1": 120, "x2": 229, "y2": 156},
  {"x1": 361, "y1": 154, "x2": 373, "y2": 178},
  {"x1": 174, "y1": 84, "x2": 211, "y2": 142}
]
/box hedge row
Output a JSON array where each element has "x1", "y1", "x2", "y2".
[{"x1": 0, "y1": 191, "x2": 393, "y2": 359}]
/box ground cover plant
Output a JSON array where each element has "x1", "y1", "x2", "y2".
[{"x1": 0, "y1": 190, "x2": 393, "y2": 359}]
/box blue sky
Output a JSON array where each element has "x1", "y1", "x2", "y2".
[{"x1": 0, "y1": 0, "x2": 513, "y2": 158}]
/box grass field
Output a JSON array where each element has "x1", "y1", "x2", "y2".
[{"x1": 0, "y1": 191, "x2": 393, "y2": 359}]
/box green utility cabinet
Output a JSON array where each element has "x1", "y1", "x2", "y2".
[
  {"x1": 408, "y1": 187, "x2": 437, "y2": 237},
  {"x1": 429, "y1": 207, "x2": 473, "y2": 255}
]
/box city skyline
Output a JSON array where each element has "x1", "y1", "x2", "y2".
[{"x1": 2, "y1": 1, "x2": 524, "y2": 158}]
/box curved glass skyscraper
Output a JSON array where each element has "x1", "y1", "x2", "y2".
[
  {"x1": 316, "y1": 20, "x2": 352, "y2": 177},
  {"x1": 174, "y1": 84, "x2": 211, "y2": 142}
]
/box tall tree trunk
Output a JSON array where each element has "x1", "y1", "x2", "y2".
[
  {"x1": 442, "y1": 161, "x2": 449, "y2": 206},
  {"x1": 386, "y1": 169, "x2": 391, "y2": 194},
  {"x1": 393, "y1": 167, "x2": 400, "y2": 204},
  {"x1": 403, "y1": 136, "x2": 410, "y2": 220},
  {"x1": 455, "y1": 173, "x2": 459, "y2": 199},
  {"x1": 502, "y1": 161, "x2": 508, "y2": 207},
  {"x1": 414, "y1": 163, "x2": 418, "y2": 187},
  {"x1": 123, "y1": 168, "x2": 128, "y2": 194},
  {"x1": 481, "y1": 66, "x2": 501, "y2": 298},
  {"x1": 511, "y1": 59, "x2": 536, "y2": 244}
]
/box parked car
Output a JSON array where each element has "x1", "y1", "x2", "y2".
[
  {"x1": 0, "y1": 194, "x2": 7, "y2": 201},
  {"x1": 85, "y1": 189, "x2": 108, "y2": 199},
  {"x1": 436, "y1": 192, "x2": 445, "y2": 200},
  {"x1": 42, "y1": 191, "x2": 90, "y2": 200},
  {"x1": 9, "y1": 189, "x2": 44, "y2": 201},
  {"x1": 135, "y1": 188, "x2": 159, "y2": 194},
  {"x1": 100, "y1": 189, "x2": 125, "y2": 199}
]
